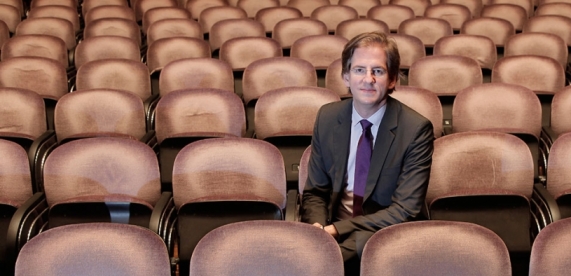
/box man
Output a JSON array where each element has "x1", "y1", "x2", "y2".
[{"x1": 301, "y1": 32, "x2": 434, "y2": 275}]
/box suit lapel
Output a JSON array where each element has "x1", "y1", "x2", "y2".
[
  {"x1": 332, "y1": 99, "x2": 353, "y2": 192},
  {"x1": 364, "y1": 97, "x2": 398, "y2": 200}
]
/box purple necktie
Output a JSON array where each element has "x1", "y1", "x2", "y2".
[{"x1": 353, "y1": 119, "x2": 373, "y2": 217}]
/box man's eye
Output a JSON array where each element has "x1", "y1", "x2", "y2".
[
  {"x1": 354, "y1": 68, "x2": 365, "y2": 74},
  {"x1": 372, "y1": 69, "x2": 384, "y2": 76}
]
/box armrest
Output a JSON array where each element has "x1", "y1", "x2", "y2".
[
  {"x1": 144, "y1": 93, "x2": 160, "y2": 132},
  {"x1": 541, "y1": 126, "x2": 557, "y2": 151},
  {"x1": 6, "y1": 192, "x2": 48, "y2": 264},
  {"x1": 442, "y1": 124, "x2": 452, "y2": 136},
  {"x1": 149, "y1": 192, "x2": 177, "y2": 253},
  {"x1": 141, "y1": 130, "x2": 158, "y2": 152},
  {"x1": 28, "y1": 130, "x2": 57, "y2": 193},
  {"x1": 285, "y1": 189, "x2": 299, "y2": 222},
  {"x1": 532, "y1": 183, "x2": 560, "y2": 227}
]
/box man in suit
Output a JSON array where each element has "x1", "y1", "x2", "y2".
[{"x1": 301, "y1": 32, "x2": 434, "y2": 275}]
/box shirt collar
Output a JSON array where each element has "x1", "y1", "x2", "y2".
[{"x1": 351, "y1": 103, "x2": 386, "y2": 128}]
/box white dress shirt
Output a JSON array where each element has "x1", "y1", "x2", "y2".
[{"x1": 337, "y1": 103, "x2": 386, "y2": 220}]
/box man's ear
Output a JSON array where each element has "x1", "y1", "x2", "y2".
[
  {"x1": 342, "y1": 73, "x2": 350, "y2": 87},
  {"x1": 388, "y1": 76, "x2": 397, "y2": 89}
]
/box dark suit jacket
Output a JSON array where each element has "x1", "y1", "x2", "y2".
[{"x1": 301, "y1": 96, "x2": 434, "y2": 249}]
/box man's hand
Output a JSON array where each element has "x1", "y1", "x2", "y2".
[
  {"x1": 324, "y1": 225, "x2": 339, "y2": 239},
  {"x1": 312, "y1": 223, "x2": 339, "y2": 239}
]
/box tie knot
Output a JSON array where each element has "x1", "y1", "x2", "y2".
[{"x1": 360, "y1": 119, "x2": 373, "y2": 130}]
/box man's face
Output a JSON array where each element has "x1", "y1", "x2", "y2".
[{"x1": 343, "y1": 45, "x2": 396, "y2": 115}]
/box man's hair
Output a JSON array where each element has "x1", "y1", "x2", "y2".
[{"x1": 341, "y1": 32, "x2": 400, "y2": 93}]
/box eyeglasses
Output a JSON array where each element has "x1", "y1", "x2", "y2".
[{"x1": 350, "y1": 67, "x2": 386, "y2": 78}]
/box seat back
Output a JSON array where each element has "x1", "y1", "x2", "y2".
[
  {"x1": 173, "y1": 138, "x2": 286, "y2": 207},
  {"x1": 441, "y1": 0, "x2": 483, "y2": 17},
  {"x1": 82, "y1": 0, "x2": 128, "y2": 18},
  {"x1": 0, "y1": 0, "x2": 23, "y2": 17},
  {"x1": 76, "y1": 59, "x2": 151, "y2": 100},
  {"x1": 0, "y1": 4, "x2": 20, "y2": 32},
  {"x1": 409, "y1": 55, "x2": 483, "y2": 96},
  {"x1": 504, "y1": 32, "x2": 568, "y2": 68},
  {"x1": 339, "y1": 0, "x2": 381, "y2": 17},
  {"x1": 15, "y1": 223, "x2": 171, "y2": 276},
  {"x1": 209, "y1": 18, "x2": 265, "y2": 52},
  {"x1": 434, "y1": 34, "x2": 497, "y2": 69},
  {"x1": 54, "y1": 89, "x2": 147, "y2": 142},
  {"x1": 389, "y1": 0, "x2": 432, "y2": 16},
  {"x1": 452, "y1": 83, "x2": 542, "y2": 137},
  {"x1": 30, "y1": 0, "x2": 76, "y2": 9},
  {"x1": 147, "y1": 37, "x2": 211, "y2": 74},
  {"x1": 398, "y1": 17, "x2": 453, "y2": 47},
  {"x1": 220, "y1": 37, "x2": 282, "y2": 71},
  {"x1": 43, "y1": 137, "x2": 161, "y2": 215},
  {"x1": 523, "y1": 15, "x2": 571, "y2": 46},
  {"x1": 15, "y1": 17, "x2": 75, "y2": 50},
  {"x1": 428, "y1": 131, "x2": 534, "y2": 203},
  {"x1": 335, "y1": 19, "x2": 389, "y2": 41},
  {"x1": 311, "y1": 5, "x2": 359, "y2": 33},
  {"x1": 367, "y1": 5, "x2": 415, "y2": 32},
  {"x1": 84, "y1": 5, "x2": 136, "y2": 26},
  {"x1": 389, "y1": 34, "x2": 425, "y2": 69},
  {"x1": 424, "y1": 3, "x2": 471, "y2": 31},
  {"x1": 0, "y1": 139, "x2": 33, "y2": 208},
  {"x1": 84, "y1": 18, "x2": 141, "y2": 47},
  {"x1": 27, "y1": 5, "x2": 80, "y2": 32},
  {"x1": 272, "y1": 18, "x2": 328, "y2": 49},
  {"x1": 1, "y1": 35, "x2": 67, "y2": 68},
  {"x1": 0, "y1": 56, "x2": 67, "y2": 100},
  {"x1": 142, "y1": 7, "x2": 190, "y2": 35},
  {"x1": 74, "y1": 36, "x2": 140, "y2": 69},
  {"x1": 255, "y1": 6, "x2": 302, "y2": 34},
  {"x1": 491, "y1": 0, "x2": 533, "y2": 17},
  {"x1": 199, "y1": 6, "x2": 247, "y2": 35},
  {"x1": 0, "y1": 88, "x2": 46, "y2": 141},
  {"x1": 325, "y1": 58, "x2": 349, "y2": 98},
  {"x1": 237, "y1": 0, "x2": 279, "y2": 18},
  {"x1": 155, "y1": 88, "x2": 245, "y2": 143},
  {"x1": 190, "y1": 221, "x2": 344, "y2": 276},
  {"x1": 480, "y1": 4, "x2": 527, "y2": 31},
  {"x1": 547, "y1": 133, "x2": 571, "y2": 202},
  {"x1": 361, "y1": 221, "x2": 512, "y2": 276},
  {"x1": 530, "y1": 217, "x2": 571, "y2": 276},
  {"x1": 391, "y1": 86, "x2": 443, "y2": 138},
  {"x1": 461, "y1": 17, "x2": 515, "y2": 47},
  {"x1": 254, "y1": 86, "x2": 340, "y2": 140},
  {"x1": 243, "y1": 57, "x2": 318, "y2": 104},
  {"x1": 286, "y1": 0, "x2": 329, "y2": 17},
  {"x1": 550, "y1": 87, "x2": 571, "y2": 138},
  {"x1": 134, "y1": 0, "x2": 177, "y2": 22},
  {"x1": 146, "y1": 18, "x2": 202, "y2": 46},
  {"x1": 534, "y1": 3, "x2": 571, "y2": 18},
  {"x1": 185, "y1": 0, "x2": 227, "y2": 20},
  {"x1": 492, "y1": 55, "x2": 565, "y2": 94},
  {"x1": 0, "y1": 21, "x2": 8, "y2": 48},
  {"x1": 159, "y1": 58, "x2": 234, "y2": 96},
  {"x1": 291, "y1": 35, "x2": 349, "y2": 70}
]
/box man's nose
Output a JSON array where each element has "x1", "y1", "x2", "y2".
[{"x1": 363, "y1": 71, "x2": 376, "y2": 83}]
